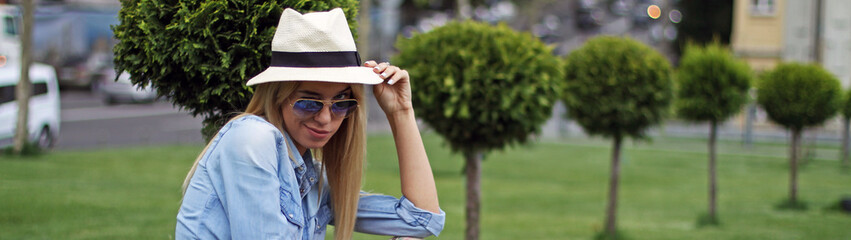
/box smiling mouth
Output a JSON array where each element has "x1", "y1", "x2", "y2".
[{"x1": 306, "y1": 125, "x2": 330, "y2": 138}]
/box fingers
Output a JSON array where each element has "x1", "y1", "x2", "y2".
[
  {"x1": 388, "y1": 69, "x2": 408, "y2": 85},
  {"x1": 365, "y1": 61, "x2": 407, "y2": 85}
]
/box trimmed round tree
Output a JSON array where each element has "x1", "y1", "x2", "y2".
[
  {"x1": 842, "y1": 89, "x2": 851, "y2": 169},
  {"x1": 112, "y1": 0, "x2": 360, "y2": 139},
  {"x1": 394, "y1": 21, "x2": 562, "y2": 240},
  {"x1": 757, "y1": 63, "x2": 841, "y2": 207},
  {"x1": 563, "y1": 36, "x2": 672, "y2": 238},
  {"x1": 675, "y1": 42, "x2": 752, "y2": 224}
]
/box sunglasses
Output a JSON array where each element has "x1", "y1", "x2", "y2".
[{"x1": 290, "y1": 98, "x2": 359, "y2": 119}]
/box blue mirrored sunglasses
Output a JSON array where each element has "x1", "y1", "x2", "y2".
[{"x1": 290, "y1": 98, "x2": 359, "y2": 118}]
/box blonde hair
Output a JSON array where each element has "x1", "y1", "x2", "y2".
[{"x1": 181, "y1": 81, "x2": 366, "y2": 240}]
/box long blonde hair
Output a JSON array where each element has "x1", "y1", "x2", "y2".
[{"x1": 181, "y1": 81, "x2": 366, "y2": 240}]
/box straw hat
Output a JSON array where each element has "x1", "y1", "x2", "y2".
[{"x1": 246, "y1": 8, "x2": 383, "y2": 86}]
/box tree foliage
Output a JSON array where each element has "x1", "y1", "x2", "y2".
[
  {"x1": 675, "y1": 42, "x2": 751, "y2": 122},
  {"x1": 757, "y1": 63, "x2": 841, "y2": 131},
  {"x1": 112, "y1": 0, "x2": 360, "y2": 139},
  {"x1": 563, "y1": 36, "x2": 673, "y2": 139},
  {"x1": 393, "y1": 21, "x2": 562, "y2": 155}
]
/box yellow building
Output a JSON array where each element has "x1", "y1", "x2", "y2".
[
  {"x1": 732, "y1": 0, "x2": 851, "y2": 136},
  {"x1": 731, "y1": 0, "x2": 787, "y2": 72},
  {"x1": 732, "y1": 0, "x2": 851, "y2": 86}
]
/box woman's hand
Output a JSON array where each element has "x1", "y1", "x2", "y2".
[
  {"x1": 363, "y1": 61, "x2": 441, "y2": 214},
  {"x1": 364, "y1": 61, "x2": 413, "y2": 116}
]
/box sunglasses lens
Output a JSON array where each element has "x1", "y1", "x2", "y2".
[
  {"x1": 331, "y1": 100, "x2": 358, "y2": 117},
  {"x1": 293, "y1": 99, "x2": 323, "y2": 117}
]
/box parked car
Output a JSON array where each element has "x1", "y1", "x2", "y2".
[
  {"x1": 0, "y1": 62, "x2": 61, "y2": 149},
  {"x1": 96, "y1": 70, "x2": 157, "y2": 104}
]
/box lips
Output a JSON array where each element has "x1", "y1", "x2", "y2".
[{"x1": 305, "y1": 125, "x2": 331, "y2": 139}]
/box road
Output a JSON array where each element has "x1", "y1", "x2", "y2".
[{"x1": 56, "y1": 90, "x2": 204, "y2": 150}]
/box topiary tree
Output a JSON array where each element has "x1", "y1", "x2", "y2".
[
  {"x1": 394, "y1": 21, "x2": 562, "y2": 240},
  {"x1": 112, "y1": 0, "x2": 360, "y2": 139},
  {"x1": 842, "y1": 89, "x2": 851, "y2": 170},
  {"x1": 563, "y1": 36, "x2": 672, "y2": 238},
  {"x1": 675, "y1": 42, "x2": 751, "y2": 224},
  {"x1": 757, "y1": 63, "x2": 841, "y2": 207}
]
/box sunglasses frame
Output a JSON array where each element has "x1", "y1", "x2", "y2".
[{"x1": 289, "y1": 98, "x2": 359, "y2": 119}]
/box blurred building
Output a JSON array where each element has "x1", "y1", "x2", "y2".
[{"x1": 732, "y1": 0, "x2": 851, "y2": 87}]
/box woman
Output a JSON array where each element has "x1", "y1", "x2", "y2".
[{"x1": 175, "y1": 8, "x2": 444, "y2": 240}]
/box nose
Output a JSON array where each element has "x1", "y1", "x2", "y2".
[{"x1": 313, "y1": 104, "x2": 333, "y2": 124}]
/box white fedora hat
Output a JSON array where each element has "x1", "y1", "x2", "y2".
[{"x1": 246, "y1": 8, "x2": 383, "y2": 86}]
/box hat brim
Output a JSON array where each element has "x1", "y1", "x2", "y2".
[{"x1": 246, "y1": 66, "x2": 384, "y2": 86}]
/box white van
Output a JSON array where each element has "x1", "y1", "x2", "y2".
[{"x1": 0, "y1": 63, "x2": 61, "y2": 149}]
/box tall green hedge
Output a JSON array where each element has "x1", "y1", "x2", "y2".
[{"x1": 112, "y1": 0, "x2": 359, "y2": 139}]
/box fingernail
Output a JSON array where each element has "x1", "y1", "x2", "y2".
[
  {"x1": 388, "y1": 79, "x2": 396, "y2": 85},
  {"x1": 380, "y1": 72, "x2": 388, "y2": 78},
  {"x1": 374, "y1": 66, "x2": 380, "y2": 71}
]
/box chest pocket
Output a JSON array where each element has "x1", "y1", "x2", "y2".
[
  {"x1": 315, "y1": 203, "x2": 333, "y2": 233},
  {"x1": 279, "y1": 186, "x2": 305, "y2": 229}
]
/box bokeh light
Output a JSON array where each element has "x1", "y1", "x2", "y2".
[
  {"x1": 669, "y1": 9, "x2": 682, "y2": 23},
  {"x1": 647, "y1": 5, "x2": 661, "y2": 19}
]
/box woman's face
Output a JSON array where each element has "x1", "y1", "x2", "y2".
[{"x1": 283, "y1": 81, "x2": 354, "y2": 154}]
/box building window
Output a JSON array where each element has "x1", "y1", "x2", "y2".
[
  {"x1": 3, "y1": 16, "x2": 17, "y2": 37},
  {"x1": 751, "y1": 0, "x2": 775, "y2": 16}
]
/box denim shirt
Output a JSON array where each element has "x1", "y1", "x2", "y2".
[{"x1": 176, "y1": 115, "x2": 445, "y2": 239}]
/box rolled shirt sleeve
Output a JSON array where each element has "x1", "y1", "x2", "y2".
[{"x1": 353, "y1": 194, "x2": 446, "y2": 238}]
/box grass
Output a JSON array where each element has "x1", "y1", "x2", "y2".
[{"x1": 1, "y1": 134, "x2": 849, "y2": 239}]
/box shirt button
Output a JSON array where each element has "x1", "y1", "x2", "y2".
[
  {"x1": 309, "y1": 177, "x2": 315, "y2": 182},
  {"x1": 300, "y1": 188, "x2": 304, "y2": 194}
]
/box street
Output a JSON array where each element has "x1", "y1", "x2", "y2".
[{"x1": 56, "y1": 90, "x2": 203, "y2": 150}]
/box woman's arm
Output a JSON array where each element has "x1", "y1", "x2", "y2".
[{"x1": 366, "y1": 61, "x2": 440, "y2": 214}]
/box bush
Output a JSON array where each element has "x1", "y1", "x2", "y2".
[
  {"x1": 563, "y1": 36, "x2": 672, "y2": 139},
  {"x1": 675, "y1": 42, "x2": 751, "y2": 122},
  {"x1": 394, "y1": 20, "x2": 562, "y2": 240},
  {"x1": 757, "y1": 63, "x2": 841, "y2": 131},
  {"x1": 394, "y1": 21, "x2": 562, "y2": 155},
  {"x1": 674, "y1": 42, "x2": 752, "y2": 224},
  {"x1": 757, "y1": 62, "x2": 841, "y2": 206},
  {"x1": 562, "y1": 36, "x2": 673, "y2": 237},
  {"x1": 112, "y1": 0, "x2": 360, "y2": 139}
]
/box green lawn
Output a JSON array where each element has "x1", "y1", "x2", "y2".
[{"x1": 1, "y1": 134, "x2": 849, "y2": 239}]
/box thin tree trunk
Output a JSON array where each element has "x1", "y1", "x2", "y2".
[
  {"x1": 708, "y1": 120, "x2": 718, "y2": 221},
  {"x1": 842, "y1": 117, "x2": 849, "y2": 169},
  {"x1": 605, "y1": 136, "x2": 623, "y2": 237},
  {"x1": 464, "y1": 151, "x2": 482, "y2": 240},
  {"x1": 790, "y1": 129, "x2": 801, "y2": 203},
  {"x1": 13, "y1": 0, "x2": 34, "y2": 154}
]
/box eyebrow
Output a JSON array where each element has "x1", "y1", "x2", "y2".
[{"x1": 296, "y1": 87, "x2": 352, "y2": 97}]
